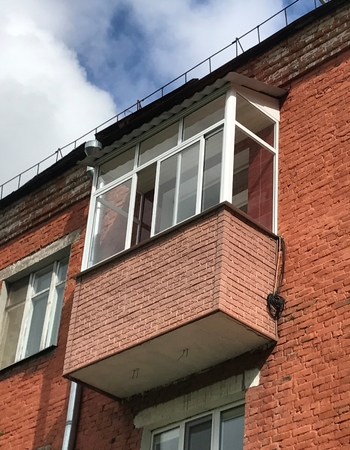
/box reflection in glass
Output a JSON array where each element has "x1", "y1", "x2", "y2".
[
  {"x1": 156, "y1": 142, "x2": 200, "y2": 233},
  {"x1": 220, "y1": 407, "x2": 244, "y2": 450},
  {"x1": 184, "y1": 96, "x2": 225, "y2": 141},
  {"x1": 234, "y1": 127, "x2": 274, "y2": 230},
  {"x1": 1, "y1": 277, "x2": 29, "y2": 366},
  {"x1": 57, "y1": 259, "x2": 68, "y2": 283},
  {"x1": 185, "y1": 415, "x2": 212, "y2": 450},
  {"x1": 50, "y1": 283, "x2": 64, "y2": 346},
  {"x1": 90, "y1": 179, "x2": 132, "y2": 264},
  {"x1": 153, "y1": 428, "x2": 179, "y2": 450},
  {"x1": 177, "y1": 143, "x2": 200, "y2": 223},
  {"x1": 34, "y1": 267, "x2": 52, "y2": 294},
  {"x1": 7, "y1": 277, "x2": 29, "y2": 307},
  {"x1": 139, "y1": 123, "x2": 178, "y2": 166},
  {"x1": 155, "y1": 155, "x2": 177, "y2": 233},
  {"x1": 0, "y1": 302, "x2": 25, "y2": 367},
  {"x1": 236, "y1": 95, "x2": 275, "y2": 147},
  {"x1": 232, "y1": 146, "x2": 249, "y2": 213},
  {"x1": 202, "y1": 130, "x2": 223, "y2": 211},
  {"x1": 99, "y1": 148, "x2": 135, "y2": 187},
  {"x1": 25, "y1": 292, "x2": 48, "y2": 357},
  {"x1": 132, "y1": 164, "x2": 156, "y2": 245},
  {"x1": 51, "y1": 259, "x2": 68, "y2": 346}
]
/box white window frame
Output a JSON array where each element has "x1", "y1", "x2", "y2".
[
  {"x1": 150, "y1": 401, "x2": 245, "y2": 450},
  {"x1": 0, "y1": 258, "x2": 68, "y2": 369},
  {"x1": 82, "y1": 85, "x2": 279, "y2": 269},
  {"x1": 232, "y1": 85, "x2": 280, "y2": 233}
]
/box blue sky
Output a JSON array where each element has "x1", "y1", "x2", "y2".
[{"x1": 0, "y1": 0, "x2": 322, "y2": 192}]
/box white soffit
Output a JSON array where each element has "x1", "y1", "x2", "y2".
[
  {"x1": 225, "y1": 72, "x2": 286, "y2": 99},
  {"x1": 82, "y1": 72, "x2": 286, "y2": 166}
]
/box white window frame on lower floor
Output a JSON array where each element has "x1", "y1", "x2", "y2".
[
  {"x1": 151, "y1": 401, "x2": 245, "y2": 450},
  {"x1": 135, "y1": 371, "x2": 260, "y2": 450}
]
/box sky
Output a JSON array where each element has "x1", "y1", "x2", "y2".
[{"x1": 0, "y1": 0, "x2": 320, "y2": 194}]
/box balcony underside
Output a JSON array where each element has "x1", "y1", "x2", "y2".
[
  {"x1": 69, "y1": 311, "x2": 273, "y2": 398},
  {"x1": 64, "y1": 204, "x2": 278, "y2": 398}
]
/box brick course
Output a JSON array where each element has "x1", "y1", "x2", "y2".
[
  {"x1": 0, "y1": 169, "x2": 90, "y2": 450},
  {"x1": 243, "y1": 48, "x2": 350, "y2": 450},
  {"x1": 64, "y1": 205, "x2": 277, "y2": 377}
]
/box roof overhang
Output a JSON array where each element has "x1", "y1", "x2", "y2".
[{"x1": 81, "y1": 72, "x2": 286, "y2": 167}]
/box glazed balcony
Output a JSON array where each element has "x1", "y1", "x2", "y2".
[{"x1": 63, "y1": 203, "x2": 278, "y2": 398}]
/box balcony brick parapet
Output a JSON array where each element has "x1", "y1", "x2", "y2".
[{"x1": 64, "y1": 203, "x2": 278, "y2": 388}]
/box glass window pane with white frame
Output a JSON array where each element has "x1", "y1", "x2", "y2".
[
  {"x1": 233, "y1": 125, "x2": 274, "y2": 230},
  {"x1": 155, "y1": 142, "x2": 201, "y2": 233},
  {"x1": 86, "y1": 88, "x2": 279, "y2": 267},
  {"x1": 90, "y1": 179, "x2": 132, "y2": 263},
  {"x1": 183, "y1": 95, "x2": 225, "y2": 141},
  {"x1": 140, "y1": 122, "x2": 179, "y2": 166},
  {"x1": 99, "y1": 147, "x2": 135, "y2": 188},
  {"x1": 152, "y1": 404, "x2": 244, "y2": 450},
  {"x1": 202, "y1": 129, "x2": 223, "y2": 211},
  {"x1": 236, "y1": 94, "x2": 275, "y2": 147},
  {"x1": 0, "y1": 258, "x2": 68, "y2": 369},
  {"x1": 131, "y1": 164, "x2": 157, "y2": 246}
]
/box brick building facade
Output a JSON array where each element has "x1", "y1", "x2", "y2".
[{"x1": 1, "y1": 1, "x2": 350, "y2": 449}]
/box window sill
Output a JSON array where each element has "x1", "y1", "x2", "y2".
[{"x1": 0, "y1": 345, "x2": 57, "y2": 379}]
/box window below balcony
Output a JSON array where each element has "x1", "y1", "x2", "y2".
[
  {"x1": 85, "y1": 87, "x2": 279, "y2": 268},
  {"x1": 151, "y1": 404, "x2": 244, "y2": 450}
]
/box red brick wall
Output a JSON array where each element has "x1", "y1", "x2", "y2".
[
  {"x1": 0, "y1": 166, "x2": 90, "y2": 248},
  {"x1": 243, "y1": 47, "x2": 350, "y2": 450},
  {"x1": 238, "y1": 1, "x2": 350, "y2": 88},
  {"x1": 0, "y1": 168, "x2": 90, "y2": 450},
  {"x1": 219, "y1": 208, "x2": 277, "y2": 334},
  {"x1": 64, "y1": 204, "x2": 277, "y2": 376}
]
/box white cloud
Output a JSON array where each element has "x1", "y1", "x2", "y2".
[
  {"x1": 0, "y1": 1, "x2": 116, "y2": 188},
  {"x1": 126, "y1": 0, "x2": 285, "y2": 75},
  {"x1": 57, "y1": 0, "x2": 286, "y2": 103},
  {"x1": 0, "y1": 0, "x2": 292, "y2": 190}
]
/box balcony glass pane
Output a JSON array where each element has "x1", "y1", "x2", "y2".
[
  {"x1": 234, "y1": 127, "x2": 274, "y2": 230},
  {"x1": 131, "y1": 164, "x2": 156, "y2": 246},
  {"x1": 202, "y1": 129, "x2": 223, "y2": 211},
  {"x1": 185, "y1": 415, "x2": 212, "y2": 450},
  {"x1": 153, "y1": 428, "x2": 179, "y2": 450},
  {"x1": 183, "y1": 95, "x2": 225, "y2": 141},
  {"x1": 236, "y1": 95, "x2": 275, "y2": 147},
  {"x1": 177, "y1": 142, "x2": 200, "y2": 223},
  {"x1": 99, "y1": 148, "x2": 135, "y2": 187},
  {"x1": 155, "y1": 154, "x2": 177, "y2": 233},
  {"x1": 90, "y1": 179, "x2": 132, "y2": 264},
  {"x1": 25, "y1": 292, "x2": 49, "y2": 357},
  {"x1": 232, "y1": 146, "x2": 249, "y2": 213},
  {"x1": 220, "y1": 406, "x2": 244, "y2": 450},
  {"x1": 139, "y1": 123, "x2": 178, "y2": 166}
]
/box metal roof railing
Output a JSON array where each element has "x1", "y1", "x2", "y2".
[{"x1": 0, "y1": 0, "x2": 323, "y2": 200}]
